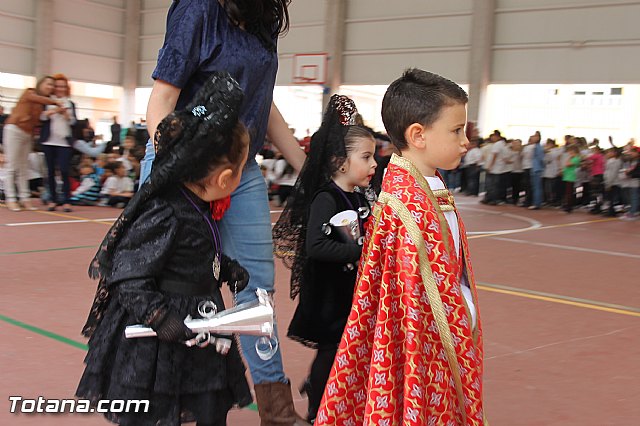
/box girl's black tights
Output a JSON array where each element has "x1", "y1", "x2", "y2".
[{"x1": 307, "y1": 344, "x2": 339, "y2": 421}]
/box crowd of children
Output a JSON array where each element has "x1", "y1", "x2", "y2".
[{"x1": 451, "y1": 131, "x2": 640, "y2": 220}]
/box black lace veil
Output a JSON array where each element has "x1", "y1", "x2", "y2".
[
  {"x1": 272, "y1": 95, "x2": 358, "y2": 299},
  {"x1": 81, "y1": 72, "x2": 244, "y2": 337}
]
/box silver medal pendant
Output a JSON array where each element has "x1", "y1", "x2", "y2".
[{"x1": 213, "y1": 253, "x2": 221, "y2": 281}]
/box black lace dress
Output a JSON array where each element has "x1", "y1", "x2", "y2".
[
  {"x1": 76, "y1": 185, "x2": 252, "y2": 425},
  {"x1": 287, "y1": 186, "x2": 370, "y2": 348}
]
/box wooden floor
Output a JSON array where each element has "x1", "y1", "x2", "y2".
[{"x1": 1, "y1": 195, "x2": 639, "y2": 425}]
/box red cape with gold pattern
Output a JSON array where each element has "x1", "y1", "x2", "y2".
[{"x1": 315, "y1": 154, "x2": 487, "y2": 426}]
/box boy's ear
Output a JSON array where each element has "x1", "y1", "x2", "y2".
[
  {"x1": 404, "y1": 123, "x2": 426, "y2": 149},
  {"x1": 215, "y1": 167, "x2": 234, "y2": 190}
]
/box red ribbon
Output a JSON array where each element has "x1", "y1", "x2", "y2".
[{"x1": 210, "y1": 195, "x2": 231, "y2": 221}]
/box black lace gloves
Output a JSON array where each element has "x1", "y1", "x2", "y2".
[
  {"x1": 220, "y1": 255, "x2": 250, "y2": 292},
  {"x1": 149, "y1": 310, "x2": 193, "y2": 342}
]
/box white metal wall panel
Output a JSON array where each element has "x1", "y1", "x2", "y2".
[
  {"x1": 90, "y1": 0, "x2": 127, "y2": 8},
  {"x1": 493, "y1": 45, "x2": 640, "y2": 84},
  {"x1": 0, "y1": 0, "x2": 36, "y2": 17},
  {"x1": 0, "y1": 45, "x2": 33, "y2": 75},
  {"x1": 138, "y1": 2, "x2": 168, "y2": 86},
  {"x1": 140, "y1": 37, "x2": 164, "y2": 63},
  {"x1": 48, "y1": 0, "x2": 125, "y2": 84},
  {"x1": 343, "y1": 51, "x2": 469, "y2": 86},
  {"x1": 495, "y1": 4, "x2": 640, "y2": 45},
  {"x1": 279, "y1": 26, "x2": 325, "y2": 55},
  {"x1": 53, "y1": 22, "x2": 123, "y2": 59},
  {"x1": 0, "y1": 0, "x2": 36, "y2": 76},
  {"x1": 54, "y1": 0, "x2": 124, "y2": 34},
  {"x1": 341, "y1": 0, "x2": 473, "y2": 85},
  {"x1": 345, "y1": 16, "x2": 471, "y2": 52},
  {"x1": 497, "y1": 0, "x2": 634, "y2": 9},
  {"x1": 0, "y1": 15, "x2": 35, "y2": 47},
  {"x1": 142, "y1": 0, "x2": 170, "y2": 10},
  {"x1": 347, "y1": 0, "x2": 473, "y2": 18},
  {"x1": 138, "y1": 62, "x2": 157, "y2": 87},
  {"x1": 52, "y1": 49, "x2": 121, "y2": 85},
  {"x1": 141, "y1": 7, "x2": 167, "y2": 36},
  {"x1": 492, "y1": 1, "x2": 640, "y2": 83}
]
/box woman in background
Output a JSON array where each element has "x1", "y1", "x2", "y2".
[
  {"x1": 39, "y1": 73, "x2": 77, "y2": 212},
  {"x1": 3, "y1": 76, "x2": 60, "y2": 211}
]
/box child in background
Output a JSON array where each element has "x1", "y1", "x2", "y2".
[
  {"x1": 562, "y1": 145, "x2": 581, "y2": 213},
  {"x1": 101, "y1": 161, "x2": 134, "y2": 207},
  {"x1": 128, "y1": 145, "x2": 145, "y2": 190},
  {"x1": 620, "y1": 147, "x2": 640, "y2": 220},
  {"x1": 0, "y1": 153, "x2": 6, "y2": 200},
  {"x1": 70, "y1": 164, "x2": 101, "y2": 205},
  {"x1": 273, "y1": 95, "x2": 377, "y2": 423},
  {"x1": 118, "y1": 135, "x2": 136, "y2": 172},
  {"x1": 603, "y1": 148, "x2": 622, "y2": 217},
  {"x1": 316, "y1": 69, "x2": 486, "y2": 426},
  {"x1": 94, "y1": 153, "x2": 108, "y2": 182},
  {"x1": 76, "y1": 73, "x2": 253, "y2": 426},
  {"x1": 27, "y1": 150, "x2": 47, "y2": 199}
]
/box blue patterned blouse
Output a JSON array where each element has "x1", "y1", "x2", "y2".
[{"x1": 152, "y1": 0, "x2": 278, "y2": 157}]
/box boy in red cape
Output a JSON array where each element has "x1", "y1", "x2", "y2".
[{"x1": 315, "y1": 69, "x2": 487, "y2": 426}]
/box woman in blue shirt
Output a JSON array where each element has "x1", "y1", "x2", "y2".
[{"x1": 142, "y1": 1, "x2": 307, "y2": 425}]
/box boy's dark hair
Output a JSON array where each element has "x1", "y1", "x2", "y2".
[{"x1": 381, "y1": 68, "x2": 468, "y2": 150}]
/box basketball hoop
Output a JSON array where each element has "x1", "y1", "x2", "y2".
[
  {"x1": 293, "y1": 76, "x2": 318, "y2": 84},
  {"x1": 292, "y1": 53, "x2": 328, "y2": 85}
]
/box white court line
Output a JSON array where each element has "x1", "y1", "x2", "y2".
[
  {"x1": 4, "y1": 218, "x2": 117, "y2": 227},
  {"x1": 462, "y1": 206, "x2": 543, "y2": 235},
  {"x1": 486, "y1": 327, "x2": 636, "y2": 361},
  {"x1": 492, "y1": 236, "x2": 640, "y2": 259}
]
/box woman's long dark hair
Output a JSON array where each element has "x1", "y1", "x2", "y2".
[{"x1": 223, "y1": 0, "x2": 290, "y2": 51}]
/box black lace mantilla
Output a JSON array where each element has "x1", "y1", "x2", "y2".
[
  {"x1": 273, "y1": 94, "x2": 375, "y2": 300},
  {"x1": 82, "y1": 72, "x2": 244, "y2": 338}
]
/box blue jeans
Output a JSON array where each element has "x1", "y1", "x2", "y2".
[
  {"x1": 531, "y1": 170, "x2": 543, "y2": 208},
  {"x1": 139, "y1": 139, "x2": 155, "y2": 184},
  {"x1": 218, "y1": 160, "x2": 286, "y2": 384},
  {"x1": 41, "y1": 144, "x2": 73, "y2": 204},
  {"x1": 139, "y1": 143, "x2": 286, "y2": 384}
]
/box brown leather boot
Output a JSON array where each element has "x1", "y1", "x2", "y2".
[{"x1": 254, "y1": 381, "x2": 311, "y2": 426}]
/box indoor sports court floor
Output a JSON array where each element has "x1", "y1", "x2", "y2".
[{"x1": 1, "y1": 195, "x2": 639, "y2": 425}]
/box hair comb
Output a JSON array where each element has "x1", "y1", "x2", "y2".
[{"x1": 331, "y1": 94, "x2": 358, "y2": 126}]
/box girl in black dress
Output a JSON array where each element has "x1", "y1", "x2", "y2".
[
  {"x1": 273, "y1": 95, "x2": 377, "y2": 423},
  {"x1": 76, "y1": 73, "x2": 253, "y2": 426}
]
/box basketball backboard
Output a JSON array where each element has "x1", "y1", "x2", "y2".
[{"x1": 292, "y1": 53, "x2": 328, "y2": 85}]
